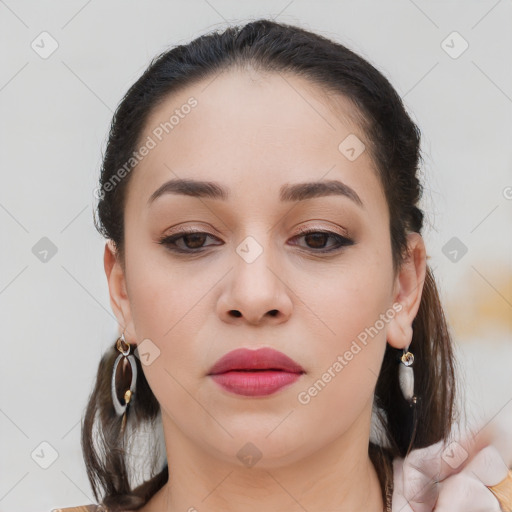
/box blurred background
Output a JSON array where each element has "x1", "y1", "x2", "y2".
[{"x1": 1, "y1": 1, "x2": 511, "y2": 511}]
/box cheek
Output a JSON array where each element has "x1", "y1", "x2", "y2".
[
  {"x1": 124, "y1": 241, "x2": 209, "y2": 368},
  {"x1": 292, "y1": 268, "x2": 391, "y2": 441},
  {"x1": 294, "y1": 239, "x2": 394, "y2": 406},
  {"x1": 302, "y1": 249, "x2": 394, "y2": 350},
  {"x1": 124, "y1": 245, "x2": 212, "y2": 422}
]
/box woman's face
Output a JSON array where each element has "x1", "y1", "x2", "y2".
[{"x1": 106, "y1": 67, "x2": 424, "y2": 468}]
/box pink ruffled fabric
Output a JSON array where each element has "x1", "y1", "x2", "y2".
[{"x1": 392, "y1": 425, "x2": 512, "y2": 511}]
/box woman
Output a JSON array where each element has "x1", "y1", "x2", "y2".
[{"x1": 54, "y1": 19, "x2": 511, "y2": 512}]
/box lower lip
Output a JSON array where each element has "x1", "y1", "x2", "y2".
[{"x1": 209, "y1": 370, "x2": 303, "y2": 396}]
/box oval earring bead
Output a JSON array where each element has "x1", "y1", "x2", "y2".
[
  {"x1": 111, "y1": 352, "x2": 138, "y2": 416},
  {"x1": 399, "y1": 363, "x2": 415, "y2": 402}
]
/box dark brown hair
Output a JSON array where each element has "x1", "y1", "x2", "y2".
[{"x1": 83, "y1": 18, "x2": 457, "y2": 511}]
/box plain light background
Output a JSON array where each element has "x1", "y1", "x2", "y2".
[{"x1": 1, "y1": 1, "x2": 511, "y2": 511}]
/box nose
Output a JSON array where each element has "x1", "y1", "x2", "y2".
[{"x1": 216, "y1": 239, "x2": 293, "y2": 326}]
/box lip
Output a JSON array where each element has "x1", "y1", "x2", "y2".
[
  {"x1": 208, "y1": 347, "x2": 305, "y2": 375},
  {"x1": 207, "y1": 347, "x2": 305, "y2": 397}
]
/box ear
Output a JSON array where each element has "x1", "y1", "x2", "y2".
[
  {"x1": 104, "y1": 241, "x2": 136, "y2": 342},
  {"x1": 386, "y1": 232, "x2": 427, "y2": 351}
]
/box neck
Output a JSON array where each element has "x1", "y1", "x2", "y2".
[{"x1": 144, "y1": 410, "x2": 385, "y2": 512}]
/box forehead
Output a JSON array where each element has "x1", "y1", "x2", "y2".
[{"x1": 126, "y1": 67, "x2": 385, "y2": 215}]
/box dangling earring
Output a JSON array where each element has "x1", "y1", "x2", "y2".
[
  {"x1": 399, "y1": 342, "x2": 420, "y2": 456},
  {"x1": 399, "y1": 345, "x2": 417, "y2": 405},
  {"x1": 111, "y1": 333, "x2": 137, "y2": 434}
]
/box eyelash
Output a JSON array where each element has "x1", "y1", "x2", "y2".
[{"x1": 158, "y1": 228, "x2": 354, "y2": 255}]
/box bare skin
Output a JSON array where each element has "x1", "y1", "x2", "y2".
[{"x1": 104, "y1": 66, "x2": 426, "y2": 512}]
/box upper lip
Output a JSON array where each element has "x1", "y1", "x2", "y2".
[{"x1": 207, "y1": 347, "x2": 305, "y2": 375}]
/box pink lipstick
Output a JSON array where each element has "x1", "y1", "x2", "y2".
[{"x1": 207, "y1": 347, "x2": 305, "y2": 397}]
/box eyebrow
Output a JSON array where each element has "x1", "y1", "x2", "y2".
[{"x1": 147, "y1": 178, "x2": 364, "y2": 208}]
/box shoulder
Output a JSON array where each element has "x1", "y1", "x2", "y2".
[{"x1": 51, "y1": 505, "x2": 102, "y2": 512}]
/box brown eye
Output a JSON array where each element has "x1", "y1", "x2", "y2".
[
  {"x1": 180, "y1": 233, "x2": 208, "y2": 249},
  {"x1": 159, "y1": 231, "x2": 222, "y2": 253},
  {"x1": 303, "y1": 232, "x2": 330, "y2": 249},
  {"x1": 291, "y1": 230, "x2": 354, "y2": 253}
]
